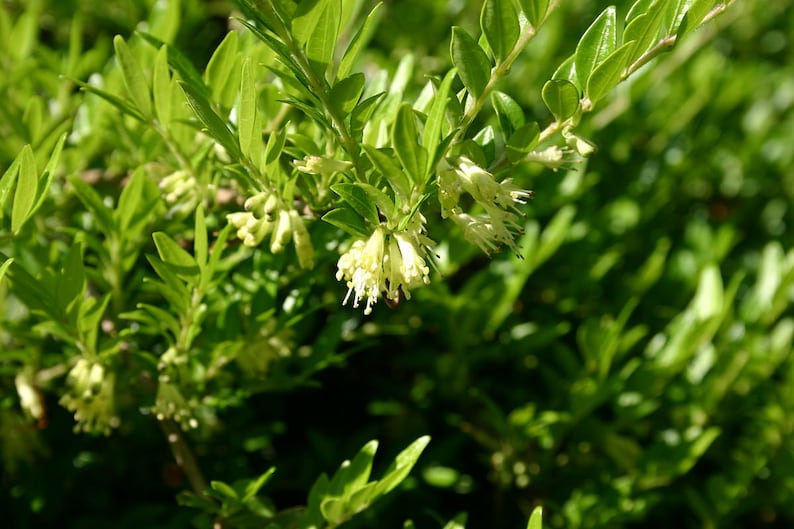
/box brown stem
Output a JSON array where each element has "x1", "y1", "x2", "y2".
[{"x1": 160, "y1": 418, "x2": 209, "y2": 496}]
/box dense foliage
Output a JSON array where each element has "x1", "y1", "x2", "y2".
[{"x1": 2, "y1": 1, "x2": 792, "y2": 528}]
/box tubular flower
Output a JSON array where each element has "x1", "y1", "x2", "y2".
[
  {"x1": 438, "y1": 157, "x2": 533, "y2": 256},
  {"x1": 336, "y1": 222, "x2": 434, "y2": 314},
  {"x1": 159, "y1": 169, "x2": 201, "y2": 216},
  {"x1": 59, "y1": 358, "x2": 120, "y2": 435}
]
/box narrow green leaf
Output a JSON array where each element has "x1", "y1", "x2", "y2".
[
  {"x1": 443, "y1": 513, "x2": 468, "y2": 529},
  {"x1": 574, "y1": 6, "x2": 617, "y2": 89},
  {"x1": 337, "y1": 2, "x2": 383, "y2": 79},
  {"x1": 321, "y1": 207, "x2": 371, "y2": 238},
  {"x1": 541, "y1": 79, "x2": 579, "y2": 122},
  {"x1": 153, "y1": 231, "x2": 200, "y2": 278},
  {"x1": 0, "y1": 151, "x2": 22, "y2": 218},
  {"x1": 356, "y1": 183, "x2": 396, "y2": 221},
  {"x1": 491, "y1": 90, "x2": 525, "y2": 138},
  {"x1": 331, "y1": 183, "x2": 380, "y2": 226},
  {"x1": 626, "y1": 0, "x2": 654, "y2": 22},
  {"x1": 424, "y1": 69, "x2": 456, "y2": 172},
  {"x1": 153, "y1": 46, "x2": 172, "y2": 126},
  {"x1": 481, "y1": 0, "x2": 520, "y2": 63},
  {"x1": 138, "y1": 32, "x2": 209, "y2": 99},
  {"x1": 506, "y1": 121, "x2": 540, "y2": 163},
  {"x1": 329, "y1": 73, "x2": 365, "y2": 116},
  {"x1": 551, "y1": 53, "x2": 578, "y2": 87},
  {"x1": 11, "y1": 145, "x2": 37, "y2": 234},
  {"x1": 29, "y1": 132, "x2": 67, "y2": 221},
  {"x1": 0, "y1": 258, "x2": 14, "y2": 284},
  {"x1": 663, "y1": 0, "x2": 694, "y2": 35},
  {"x1": 239, "y1": 57, "x2": 258, "y2": 159},
  {"x1": 204, "y1": 31, "x2": 240, "y2": 108},
  {"x1": 194, "y1": 206, "x2": 208, "y2": 270},
  {"x1": 68, "y1": 175, "x2": 116, "y2": 235},
  {"x1": 205, "y1": 224, "x2": 230, "y2": 285},
  {"x1": 363, "y1": 145, "x2": 412, "y2": 201},
  {"x1": 116, "y1": 167, "x2": 146, "y2": 234},
  {"x1": 264, "y1": 126, "x2": 287, "y2": 169},
  {"x1": 113, "y1": 35, "x2": 153, "y2": 119},
  {"x1": 586, "y1": 40, "x2": 635, "y2": 104},
  {"x1": 79, "y1": 293, "x2": 111, "y2": 352},
  {"x1": 392, "y1": 104, "x2": 427, "y2": 184},
  {"x1": 519, "y1": 0, "x2": 550, "y2": 27},
  {"x1": 292, "y1": 0, "x2": 330, "y2": 47},
  {"x1": 328, "y1": 440, "x2": 378, "y2": 498},
  {"x1": 75, "y1": 79, "x2": 146, "y2": 122},
  {"x1": 374, "y1": 435, "x2": 430, "y2": 496},
  {"x1": 306, "y1": 0, "x2": 341, "y2": 79},
  {"x1": 319, "y1": 497, "x2": 345, "y2": 525},
  {"x1": 624, "y1": 0, "x2": 666, "y2": 65},
  {"x1": 210, "y1": 481, "x2": 239, "y2": 501},
  {"x1": 180, "y1": 81, "x2": 243, "y2": 161},
  {"x1": 450, "y1": 26, "x2": 491, "y2": 100},
  {"x1": 351, "y1": 92, "x2": 384, "y2": 138},
  {"x1": 242, "y1": 467, "x2": 276, "y2": 502},
  {"x1": 677, "y1": 0, "x2": 717, "y2": 40},
  {"x1": 527, "y1": 506, "x2": 544, "y2": 529},
  {"x1": 55, "y1": 242, "x2": 86, "y2": 320}
]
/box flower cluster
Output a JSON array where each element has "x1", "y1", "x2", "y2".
[
  {"x1": 159, "y1": 169, "x2": 201, "y2": 216},
  {"x1": 438, "y1": 157, "x2": 533, "y2": 256},
  {"x1": 152, "y1": 377, "x2": 199, "y2": 430},
  {"x1": 336, "y1": 219, "x2": 433, "y2": 315},
  {"x1": 59, "y1": 358, "x2": 120, "y2": 435},
  {"x1": 227, "y1": 190, "x2": 314, "y2": 268}
]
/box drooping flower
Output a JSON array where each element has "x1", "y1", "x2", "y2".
[
  {"x1": 59, "y1": 358, "x2": 120, "y2": 435},
  {"x1": 336, "y1": 228, "x2": 386, "y2": 315},
  {"x1": 438, "y1": 157, "x2": 533, "y2": 256}
]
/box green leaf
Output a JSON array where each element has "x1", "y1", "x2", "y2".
[
  {"x1": 204, "y1": 31, "x2": 241, "y2": 108},
  {"x1": 328, "y1": 440, "x2": 378, "y2": 498},
  {"x1": 29, "y1": 132, "x2": 67, "y2": 225},
  {"x1": 292, "y1": 0, "x2": 329, "y2": 47},
  {"x1": 626, "y1": 0, "x2": 654, "y2": 23},
  {"x1": 115, "y1": 166, "x2": 146, "y2": 234},
  {"x1": 0, "y1": 258, "x2": 12, "y2": 284},
  {"x1": 519, "y1": 0, "x2": 550, "y2": 27},
  {"x1": 113, "y1": 35, "x2": 153, "y2": 119},
  {"x1": 351, "y1": 92, "x2": 384, "y2": 138},
  {"x1": 551, "y1": 53, "x2": 577, "y2": 86},
  {"x1": 153, "y1": 46, "x2": 172, "y2": 126},
  {"x1": 443, "y1": 513, "x2": 468, "y2": 529},
  {"x1": 153, "y1": 232, "x2": 200, "y2": 279},
  {"x1": 55, "y1": 242, "x2": 86, "y2": 320},
  {"x1": 321, "y1": 207, "x2": 371, "y2": 238},
  {"x1": 585, "y1": 40, "x2": 635, "y2": 104},
  {"x1": 424, "y1": 69, "x2": 456, "y2": 172},
  {"x1": 392, "y1": 104, "x2": 427, "y2": 184},
  {"x1": 481, "y1": 0, "x2": 520, "y2": 63},
  {"x1": 624, "y1": 0, "x2": 666, "y2": 65},
  {"x1": 210, "y1": 480, "x2": 239, "y2": 501},
  {"x1": 179, "y1": 81, "x2": 243, "y2": 161},
  {"x1": 329, "y1": 73, "x2": 365, "y2": 116},
  {"x1": 238, "y1": 57, "x2": 258, "y2": 159},
  {"x1": 75, "y1": 79, "x2": 146, "y2": 122},
  {"x1": 373, "y1": 435, "x2": 430, "y2": 496},
  {"x1": 194, "y1": 206, "x2": 208, "y2": 270},
  {"x1": 677, "y1": 0, "x2": 717, "y2": 40},
  {"x1": 527, "y1": 506, "x2": 544, "y2": 529},
  {"x1": 337, "y1": 2, "x2": 383, "y2": 79},
  {"x1": 68, "y1": 174, "x2": 117, "y2": 235},
  {"x1": 491, "y1": 90, "x2": 525, "y2": 138},
  {"x1": 506, "y1": 121, "x2": 540, "y2": 163},
  {"x1": 138, "y1": 32, "x2": 208, "y2": 99},
  {"x1": 331, "y1": 183, "x2": 380, "y2": 226},
  {"x1": 320, "y1": 497, "x2": 345, "y2": 524},
  {"x1": 363, "y1": 145, "x2": 412, "y2": 201},
  {"x1": 574, "y1": 6, "x2": 617, "y2": 89},
  {"x1": 306, "y1": 0, "x2": 341, "y2": 79},
  {"x1": 450, "y1": 26, "x2": 492, "y2": 100},
  {"x1": 541, "y1": 79, "x2": 579, "y2": 121},
  {"x1": 0, "y1": 151, "x2": 21, "y2": 218},
  {"x1": 242, "y1": 467, "x2": 276, "y2": 502},
  {"x1": 11, "y1": 145, "x2": 37, "y2": 234}
]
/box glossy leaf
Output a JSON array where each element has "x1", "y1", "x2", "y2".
[
  {"x1": 424, "y1": 69, "x2": 456, "y2": 171},
  {"x1": 677, "y1": 0, "x2": 717, "y2": 39},
  {"x1": 153, "y1": 231, "x2": 200, "y2": 279},
  {"x1": 238, "y1": 57, "x2": 258, "y2": 159},
  {"x1": 321, "y1": 207, "x2": 370, "y2": 238},
  {"x1": 481, "y1": 0, "x2": 520, "y2": 63},
  {"x1": 306, "y1": 0, "x2": 341, "y2": 78},
  {"x1": 329, "y1": 73, "x2": 365, "y2": 116},
  {"x1": 292, "y1": 0, "x2": 331, "y2": 47},
  {"x1": 541, "y1": 79, "x2": 579, "y2": 121},
  {"x1": 624, "y1": 0, "x2": 666, "y2": 64},
  {"x1": 373, "y1": 436, "x2": 430, "y2": 496},
  {"x1": 527, "y1": 506, "x2": 544, "y2": 529},
  {"x1": 519, "y1": 0, "x2": 550, "y2": 27},
  {"x1": 113, "y1": 35, "x2": 152, "y2": 119},
  {"x1": 0, "y1": 258, "x2": 13, "y2": 284},
  {"x1": 491, "y1": 90, "x2": 525, "y2": 138},
  {"x1": 506, "y1": 121, "x2": 540, "y2": 163},
  {"x1": 337, "y1": 2, "x2": 383, "y2": 79},
  {"x1": 115, "y1": 167, "x2": 146, "y2": 234},
  {"x1": 574, "y1": 6, "x2": 617, "y2": 89},
  {"x1": 450, "y1": 26, "x2": 491, "y2": 99},
  {"x1": 586, "y1": 40, "x2": 635, "y2": 104},
  {"x1": 363, "y1": 145, "x2": 412, "y2": 200},
  {"x1": 204, "y1": 31, "x2": 240, "y2": 108},
  {"x1": 152, "y1": 45, "x2": 172, "y2": 126},
  {"x1": 11, "y1": 145, "x2": 37, "y2": 234},
  {"x1": 331, "y1": 183, "x2": 380, "y2": 226},
  {"x1": 179, "y1": 81, "x2": 242, "y2": 161},
  {"x1": 392, "y1": 104, "x2": 427, "y2": 183}
]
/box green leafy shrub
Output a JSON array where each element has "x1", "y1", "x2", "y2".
[{"x1": 3, "y1": 0, "x2": 792, "y2": 528}]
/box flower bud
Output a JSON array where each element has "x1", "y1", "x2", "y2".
[
  {"x1": 289, "y1": 210, "x2": 315, "y2": 269},
  {"x1": 270, "y1": 209, "x2": 293, "y2": 253}
]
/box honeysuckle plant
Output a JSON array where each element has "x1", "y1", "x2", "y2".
[{"x1": 0, "y1": 0, "x2": 737, "y2": 527}]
